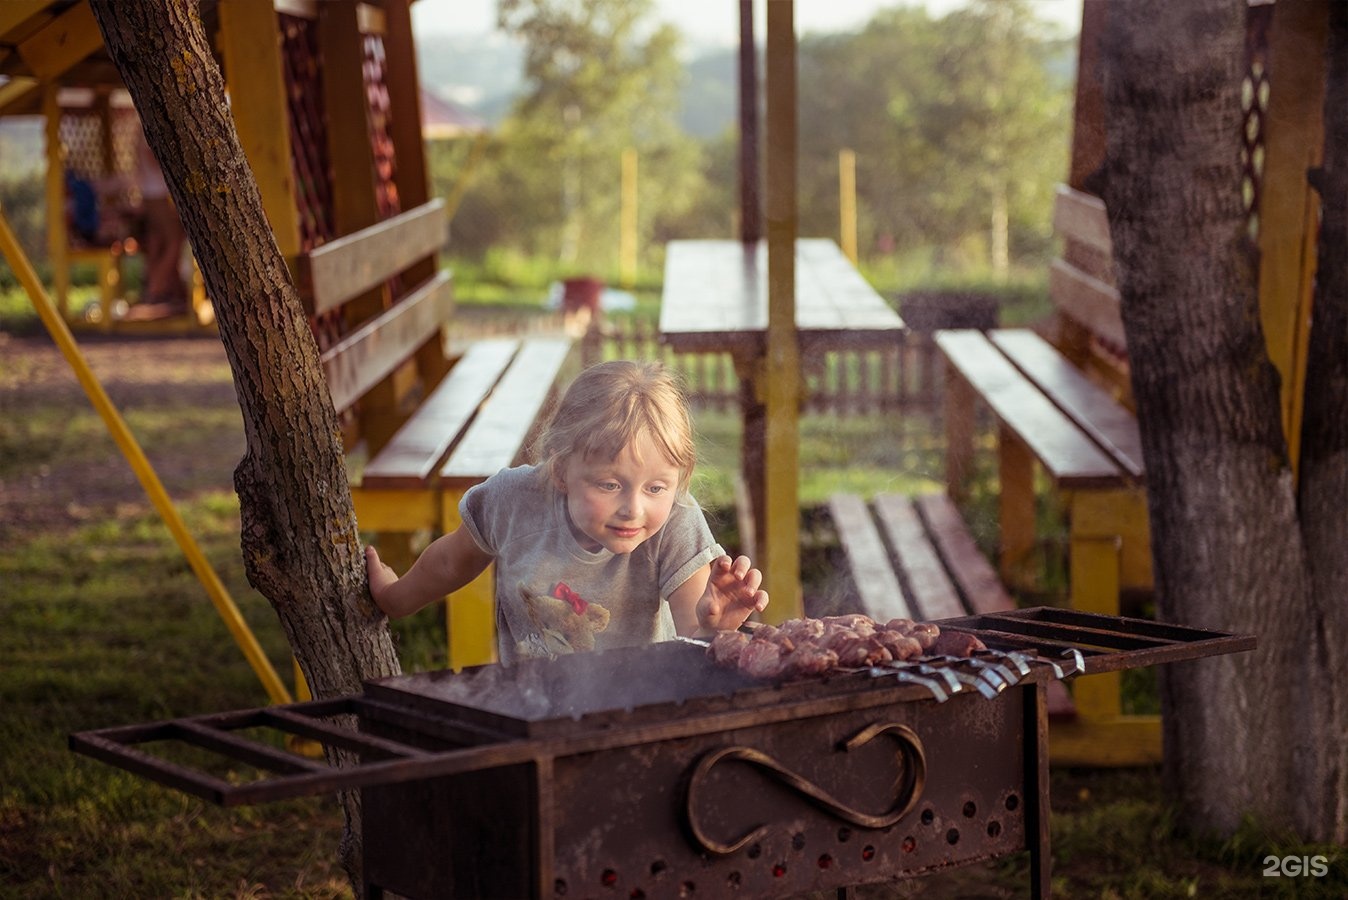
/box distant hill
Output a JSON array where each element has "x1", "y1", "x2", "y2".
[{"x1": 413, "y1": 30, "x2": 739, "y2": 139}]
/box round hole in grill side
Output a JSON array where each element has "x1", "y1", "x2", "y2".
[
  {"x1": 902, "y1": 836, "x2": 916, "y2": 853},
  {"x1": 727, "y1": 871, "x2": 742, "y2": 890},
  {"x1": 837, "y1": 826, "x2": 853, "y2": 843},
  {"x1": 946, "y1": 828, "x2": 960, "y2": 845},
  {"x1": 791, "y1": 832, "x2": 806, "y2": 851},
  {"x1": 679, "y1": 880, "x2": 696, "y2": 896},
  {"x1": 818, "y1": 853, "x2": 834, "y2": 869},
  {"x1": 650, "y1": 860, "x2": 667, "y2": 877},
  {"x1": 630, "y1": 891, "x2": 646, "y2": 900},
  {"x1": 963, "y1": 801, "x2": 977, "y2": 818},
  {"x1": 554, "y1": 878, "x2": 568, "y2": 895},
  {"x1": 772, "y1": 863, "x2": 787, "y2": 878},
  {"x1": 861, "y1": 845, "x2": 876, "y2": 862},
  {"x1": 747, "y1": 843, "x2": 762, "y2": 860},
  {"x1": 1006, "y1": 794, "x2": 1020, "y2": 811},
  {"x1": 987, "y1": 820, "x2": 1002, "y2": 838},
  {"x1": 601, "y1": 869, "x2": 618, "y2": 887},
  {"x1": 920, "y1": 808, "x2": 935, "y2": 826}
]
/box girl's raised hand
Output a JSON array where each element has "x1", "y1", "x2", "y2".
[
  {"x1": 698, "y1": 554, "x2": 769, "y2": 633},
  {"x1": 365, "y1": 545, "x2": 399, "y2": 609}
]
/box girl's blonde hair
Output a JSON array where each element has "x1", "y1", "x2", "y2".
[{"x1": 539, "y1": 360, "x2": 696, "y2": 493}]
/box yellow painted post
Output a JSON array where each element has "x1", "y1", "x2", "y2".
[
  {"x1": 216, "y1": 0, "x2": 301, "y2": 260},
  {"x1": 0, "y1": 207, "x2": 292, "y2": 706},
  {"x1": 620, "y1": 147, "x2": 638, "y2": 288},
  {"x1": 1256, "y1": 0, "x2": 1327, "y2": 476},
  {"x1": 997, "y1": 426, "x2": 1037, "y2": 588},
  {"x1": 1066, "y1": 531, "x2": 1122, "y2": 720},
  {"x1": 441, "y1": 494, "x2": 498, "y2": 669},
  {"x1": 943, "y1": 369, "x2": 976, "y2": 504},
  {"x1": 43, "y1": 83, "x2": 70, "y2": 319},
  {"x1": 760, "y1": 0, "x2": 802, "y2": 622},
  {"x1": 839, "y1": 148, "x2": 857, "y2": 264}
]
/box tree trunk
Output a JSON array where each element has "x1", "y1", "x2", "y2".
[
  {"x1": 88, "y1": 0, "x2": 401, "y2": 889},
  {"x1": 1098, "y1": 0, "x2": 1340, "y2": 839},
  {"x1": 1300, "y1": 0, "x2": 1348, "y2": 845}
]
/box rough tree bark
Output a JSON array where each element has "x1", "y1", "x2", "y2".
[
  {"x1": 1300, "y1": 1, "x2": 1348, "y2": 845},
  {"x1": 87, "y1": 0, "x2": 402, "y2": 889},
  {"x1": 1097, "y1": 0, "x2": 1346, "y2": 840}
]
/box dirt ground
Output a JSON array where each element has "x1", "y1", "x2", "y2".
[{"x1": 0, "y1": 330, "x2": 245, "y2": 538}]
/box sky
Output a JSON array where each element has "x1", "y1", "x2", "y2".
[{"x1": 410, "y1": 0, "x2": 1082, "y2": 45}]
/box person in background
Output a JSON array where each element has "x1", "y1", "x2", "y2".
[
  {"x1": 134, "y1": 130, "x2": 189, "y2": 314},
  {"x1": 366, "y1": 359, "x2": 768, "y2": 663}
]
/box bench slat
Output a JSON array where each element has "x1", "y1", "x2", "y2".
[
  {"x1": 989, "y1": 329, "x2": 1145, "y2": 481},
  {"x1": 298, "y1": 199, "x2": 449, "y2": 317},
  {"x1": 872, "y1": 494, "x2": 963, "y2": 621},
  {"x1": 935, "y1": 329, "x2": 1123, "y2": 489},
  {"x1": 827, "y1": 493, "x2": 914, "y2": 623},
  {"x1": 913, "y1": 493, "x2": 1014, "y2": 615},
  {"x1": 360, "y1": 339, "x2": 520, "y2": 490},
  {"x1": 1052, "y1": 184, "x2": 1111, "y2": 256},
  {"x1": 320, "y1": 271, "x2": 454, "y2": 414},
  {"x1": 1048, "y1": 258, "x2": 1126, "y2": 350},
  {"x1": 439, "y1": 338, "x2": 573, "y2": 487}
]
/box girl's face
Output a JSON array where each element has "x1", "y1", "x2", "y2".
[{"x1": 556, "y1": 432, "x2": 681, "y2": 554}]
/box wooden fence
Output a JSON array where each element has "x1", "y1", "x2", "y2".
[
  {"x1": 579, "y1": 317, "x2": 942, "y2": 416},
  {"x1": 449, "y1": 313, "x2": 945, "y2": 416}
]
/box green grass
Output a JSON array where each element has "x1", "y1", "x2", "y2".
[{"x1": 4, "y1": 290, "x2": 1345, "y2": 897}]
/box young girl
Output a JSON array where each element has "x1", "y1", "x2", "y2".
[{"x1": 366, "y1": 359, "x2": 769, "y2": 662}]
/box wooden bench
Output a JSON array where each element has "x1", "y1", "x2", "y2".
[
  {"x1": 295, "y1": 198, "x2": 574, "y2": 670},
  {"x1": 827, "y1": 491, "x2": 1076, "y2": 722},
  {"x1": 932, "y1": 184, "x2": 1160, "y2": 766}
]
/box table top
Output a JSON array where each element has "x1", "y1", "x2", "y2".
[{"x1": 659, "y1": 239, "x2": 905, "y2": 353}]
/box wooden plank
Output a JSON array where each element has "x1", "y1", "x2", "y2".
[
  {"x1": 990, "y1": 329, "x2": 1145, "y2": 481},
  {"x1": 361, "y1": 339, "x2": 518, "y2": 490},
  {"x1": 1052, "y1": 184, "x2": 1111, "y2": 256},
  {"x1": 1048, "y1": 258, "x2": 1126, "y2": 349},
  {"x1": 319, "y1": 271, "x2": 453, "y2": 413},
  {"x1": 913, "y1": 493, "x2": 1014, "y2": 615},
  {"x1": 16, "y1": 1, "x2": 103, "y2": 81},
  {"x1": 826, "y1": 493, "x2": 913, "y2": 623},
  {"x1": 934, "y1": 330, "x2": 1123, "y2": 489},
  {"x1": 439, "y1": 338, "x2": 573, "y2": 486},
  {"x1": 0, "y1": 1, "x2": 48, "y2": 39},
  {"x1": 659, "y1": 239, "x2": 903, "y2": 353},
  {"x1": 871, "y1": 493, "x2": 963, "y2": 621},
  {"x1": 298, "y1": 199, "x2": 449, "y2": 316}
]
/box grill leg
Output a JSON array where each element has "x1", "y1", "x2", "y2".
[{"x1": 1025, "y1": 682, "x2": 1052, "y2": 898}]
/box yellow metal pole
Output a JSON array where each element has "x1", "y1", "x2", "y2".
[
  {"x1": 442, "y1": 131, "x2": 491, "y2": 224},
  {"x1": 43, "y1": 83, "x2": 70, "y2": 320},
  {"x1": 761, "y1": 0, "x2": 802, "y2": 621},
  {"x1": 620, "y1": 147, "x2": 638, "y2": 288},
  {"x1": 0, "y1": 205, "x2": 292, "y2": 706},
  {"x1": 839, "y1": 148, "x2": 857, "y2": 264}
]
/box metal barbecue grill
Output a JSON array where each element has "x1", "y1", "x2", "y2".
[{"x1": 70, "y1": 607, "x2": 1253, "y2": 899}]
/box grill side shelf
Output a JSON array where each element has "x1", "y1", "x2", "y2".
[{"x1": 935, "y1": 606, "x2": 1256, "y2": 674}]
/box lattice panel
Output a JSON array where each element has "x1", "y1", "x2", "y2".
[
  {"x1": 280, "y1": 11, "x2": 341, "y2": 353},
  {"x1": 363, "y1": 33, "x2": 401, "y2": 221},
  {"x1": 1241, "y1": 1, "x2": 1273, "y2": 243}
]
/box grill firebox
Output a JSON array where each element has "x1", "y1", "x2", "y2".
[{"x1": 70, "y1": 607, "x2": 1253, "y2": 899}]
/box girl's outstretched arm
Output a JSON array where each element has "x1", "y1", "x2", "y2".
[
  {"x1": 366, "y1": 527, "x2": 493, "y2": 619},
  {"x1": 669, "y1": 554, "x2": 769, "y2": 638}
]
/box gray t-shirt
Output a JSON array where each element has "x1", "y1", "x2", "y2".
[{"x1": 460, "y1": 465, "x2": 724, "y2": 663}]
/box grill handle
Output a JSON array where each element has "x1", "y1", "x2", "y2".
[{"x1": 682, "y1": 721, "x2": 926, "y2": 856}]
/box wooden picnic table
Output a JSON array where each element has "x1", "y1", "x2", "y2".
[{"x1": 659, "y1": 238, "x2": 906, "y2": 581}]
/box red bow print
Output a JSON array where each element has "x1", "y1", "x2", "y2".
[{"x1": 551, "y1": 582, "x2": 588, "y2": 614}]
